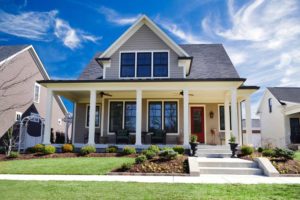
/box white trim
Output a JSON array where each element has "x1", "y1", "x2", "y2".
[
  {"x1": 107, "y1": 99, "x2": 136, "y2": 135},
  {"x1": 33, "y1": 83, "x2": 41, "y2": 103},
  {"x1": 146, "y1": 99, "x2": 180, "y2": 135},
  {"x1": 15, "y1": 111, "x2": 22, "y2": 121},
  {"x1": 189, "y1": 104, "x2": 207, "y2": 144},
  {"x1": 119, "y1": 50, "x2": 170, "y2": 79},
  {"x1": 0, "y1": 45, "x2": 32, "y2": 65},
  {"x1": 85, "y1": 104, "x2": 101, "y2": 129}
]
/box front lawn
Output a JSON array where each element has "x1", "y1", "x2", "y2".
[
  {"x1": 0, "y1": 157, "x2": 134, "y2": 175},
  {"x1": 0, "y1": 181, "x2": 299, "y2": 200}
]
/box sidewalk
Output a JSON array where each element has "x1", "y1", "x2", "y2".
[{"x1": 1, "y1": 174, "x2": 300, "y2": 184}]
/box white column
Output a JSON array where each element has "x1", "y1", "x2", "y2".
[
  {"x1": 71, "y1": 102, "x2": 77, "y2": 144},
  {"x1": 135, "y1": 89, "x2": 142, "y2": 145},
  {"x1": 231, "y1": 88, "x2": 239, "y2": 143},
  {"x1": 224, "y1": 96, "x2": 230, "y2": 144},
  {"x1": 43, "y1": 89, "x2": 53, "y2": 144},
  {"x1": 183, "y1": 89, "x2": 189, "y2": 146},
  {"x1": 88, "y1": 90, "x2": 96, "y2": 145},
  {"x1": 245, "y1": 97, "x2": 252, "y2": 145},
  {"x1": 100, "y1": 97, "x2": 104, "y2": 137}
]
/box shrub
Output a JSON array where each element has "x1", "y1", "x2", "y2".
[
  {"x1": 229, "y1": 134, "x2": 236, "y2": 143},
  {"x1": 274, "y1": 148, "x2": 295, "y2": 160},
  {"x1": 147, "y1": 145, "x2": 160, "y2": 153},
  {"x1": 159, "y1": 149, "x2": 178, "y2": 160},
  {"x1": 62, "y1": 144, "x2": 74, "y2": 153},
  {"x1": 257, "y1": 147, "x2": 264, "y2": 153},
  {"x1": 106, "y1": 146, "x2": 118, "y2": 153},
  {"x1": 191, "y1": 135, "x2": 197, "y2": 143},
  {"x1": 120, "y1": 162, "x2": 133, "y2": 171},
  {"x1": 0, "y1": 146, "x2": 5, "y2": 154},
  {"x1": 43, "y1": 145, "x2": 56, "y2": 155},
  {"x1": 135, "y1": 155, "x2": 147, "y2": 164},
  {"x1": 122, "y1": 146, "x2": 136, "y2": 155},
  {"x1": 26, "y1": 147, "x2": 35, "y2": 154},
  {"x1": 143, "y1": 150, "x2": 156, "y2": 159},
  {"x1": 80, "y1": 145, "x2": 96, "y2": 156},
  {"x1": 32, "y1": 144, "x2": 44, "y2": 153},
  {"x1": 173, "y1": 146, "x2": 185, "y2": 154},
  {"x1": 161, "y1": 147, "x2": 173, "y2": 151},
  {"x1": 262, "y1": 149, "x2": 275, "y2": 157},
  {"x1": 7, "y1": 151, "x2": 19, "y2": 158},
  {"x1": 241, "y1": 145, "x2": 254, "y2": 156}
]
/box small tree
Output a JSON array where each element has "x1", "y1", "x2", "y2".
[{"x1": 3, "y1": 127, "x2": 18, "y2": 156}]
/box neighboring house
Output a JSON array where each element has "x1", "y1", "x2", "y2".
[
  {"x1": 38, "y1": 15, "x2": 259, "y2": 149},
  {"x1": 0, "y1": 45, "x2": 67, "y2": 149},
  {"x1": 257, "y1": 87, "x2": 300, "y2": 148},
  {"x1": 242, "y1": 119, "x2": 261, "y2": 147}
]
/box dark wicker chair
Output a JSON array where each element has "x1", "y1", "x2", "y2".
[
  {"x1": 150, "y1": 129, "x2": 167, "y2": 144},
  {"x1": 115, "y1": 129, "x2": 130, "y2": 144}
]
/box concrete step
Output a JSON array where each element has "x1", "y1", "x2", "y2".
[
  {"x1": 196, "y1": 149, "x2": 231, "y2": 154},
  {"x1": 197, "y1": 158, "x2": 258, "y2": 168},
  {"x1": 199, "y1": 167, "x2": 263, "y2": 175},
  {"x1": 196, "y1": 153, "x2": 232, "y2": 158}
]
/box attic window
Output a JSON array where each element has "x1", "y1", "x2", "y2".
[
  {"x1": 268, "y1": 98, "x2": 272, "y2": 113},
  {"x1": 34, "y1": 83, "x2": 41, "y2": 103}
]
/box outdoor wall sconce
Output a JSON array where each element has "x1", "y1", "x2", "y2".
[{"x1": 209, "y1": 111, "x2": 214, "y2": 119}]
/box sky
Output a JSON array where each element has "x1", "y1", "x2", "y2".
[{"x1": 0, "y1": 0, "x2": 300, "y2": 117}]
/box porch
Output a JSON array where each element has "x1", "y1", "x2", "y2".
[{"x1": 38, "y1": 80, "x2": 257, "y2": 149}]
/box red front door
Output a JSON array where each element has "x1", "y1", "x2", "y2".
[{"x1": 191, "y1": 107, "x2": 205, "y2": 143}]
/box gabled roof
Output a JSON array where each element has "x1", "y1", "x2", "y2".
[
  {"x1": 78, "y1": 52, "x2": 103, "y2": 80},
  {"x1": 99, "y1": 15, "x2": 189, "y2": 59},
  {"x1": 0, "y1": 45, "x2": 30, "y2": 64},
  {"x1": 268, "y1": 87, "x2": 300, "y2": 104}
]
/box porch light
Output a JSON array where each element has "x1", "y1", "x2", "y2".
[{"x1": 209, "y1": 111, "x2": 214, "y2": 119}]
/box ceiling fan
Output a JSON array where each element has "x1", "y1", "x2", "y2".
[{"x1": 99, "y1": 91, "x2": 112, "y2": 98}]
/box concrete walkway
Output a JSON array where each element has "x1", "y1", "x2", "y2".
[{"x1": 0, "y1": 174, "x2": 300, "y2": 184}]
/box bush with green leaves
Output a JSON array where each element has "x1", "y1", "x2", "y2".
[
  {"x1": 32, "y1": 144, "x2": 45, "y2": 153},
  {"x1": 62, "y1": 144, "x2": 74, "y2": 153},
  {"x1": 262, "y1": 149, "x2": 275, "y2": 157},
  {"x1": 173, "y1": 146, "x2": 185, "y2": 154},
  {"x1": 143, "y1": 149, "x2": 156, "y2": 159},
  {"x1": 159, "y1": 149, "x2": 178, "y2": 160},
  {"x1": 0, "y1": 146, "x2": 5, "y2": 154},
  {"x1": 7, "y1": 151, "x2": 19, "y2": 158},
  {"x1": 106, "y1": 146, "x2": 118, "y2": 153},
  {"x1": 147, "y1": 145, "x2": 160, "y2": 153},
  {"x1": 43, "y1": 145, "x2": 56, "y2": 155},
  {"x1": 257, "y1": 147, "x2": 264, "y2": 153},
  {"x1": 120, "y1": 162, "x2": 133, "y2": 171},
  {"x1": 274, "y1": 148, "x2": 295, "y2": 160},
  {"x1": 135, "y1": 155, "x2": 147, "y2": 164},
  {"x1": 122, "y1": 146, "x2": 136, "y2": 155},
  {"x1": 80, "y1": 145, "x2": 96, "y2": 156},
  {"x1": 161, "y1": 147, "x2": 173, "y2": 151},
  {"x1": 241, "y1": 145, "x2": 254, "y2": 156}
]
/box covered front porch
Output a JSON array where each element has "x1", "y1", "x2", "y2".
[{"x1": 38, "y1": 80, "x2": 257, "y2": 149}]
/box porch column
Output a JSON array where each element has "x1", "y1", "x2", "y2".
[
  {"x1": 183, "y1": 89, "x2": 189, "y2": 146},
  {"x1": 231, "y1": 88, "x2": 239, "y2": 143},
  {"x1": 224, "y1": 96, "x2": 230, "y2": 144},
  {"x1": 88, "y1": 90, "x2": 96, "y2": 145},
  {"x1": 71, "y1": 102, "x2": 77, "y2": 144},
  {"x1": 245, "y1": 97, "x2": 252, "y2": 145},
  {"x1": 135, "y1": 89, "x2": 142, "y2": 145},
  {"x1": 43, "y1": 89, "x2": 53, "y2": 144}
]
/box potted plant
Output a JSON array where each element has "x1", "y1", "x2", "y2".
[
  {"x1": 228, "y1": 134, "x2": 238, "y2": 158},
  {"x1": 189, "y1": 135, "x2": 199, "y2": 156}
]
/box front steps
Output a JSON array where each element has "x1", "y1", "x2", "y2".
[
  {"x1": 197, "y1": 158, "x2": 263, "y2": 175},
  {"x1": 196, "y1": 145, "x2": 232, "y2": 158}
]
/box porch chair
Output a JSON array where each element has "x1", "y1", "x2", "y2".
[
  {"x1": 115, "y1": 129, "x2": 130, "y2": 144},
  {"x1": 150, "y1": 129, "x2": 167, "y2": 144}
]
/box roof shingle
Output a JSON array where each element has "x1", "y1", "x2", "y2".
[
  {"x1": 0, "y1": 45, "x2": 29, "y2": 62},
  {"x1": 268, "y1": 87, "x2": 300, "y2": 104}
]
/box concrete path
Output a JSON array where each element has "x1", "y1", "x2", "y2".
[{"x1": 0, "y1": 174, "x2": 300, "y2": 184}]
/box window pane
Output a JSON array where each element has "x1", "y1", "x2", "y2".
[
  {"x1": 153, "y1": 52, "x2": 168, "y2": 77},
  {"x1": 109, "y1": 102, "x2": 123, "y2": 132},
  {"x1": 137, "y1": 52, "x2": 151, "y2": 77},
  {"x1": 149, "y1": 102, "x2": 162, "y2": 131},
  {"x1": 164, "y1": 102, "x2": 177, "y2": 133},
  {"x1": 121, "y1": 53, "x2": 135, "y2": 77},
  {"x1": 86, "y1": 106, "x2": 100, "y2": 127},
  {"x1": 219, "y1": 106, "x2": 232, "y2": 131},
  {"x1": 125, "y1": 102, "x2": 136, "y2": 132}
]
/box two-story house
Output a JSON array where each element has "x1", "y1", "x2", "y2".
[{"x1": 38, "y1": 15, "x2": 259, "y2": 149}]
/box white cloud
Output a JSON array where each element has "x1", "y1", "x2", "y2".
[{"x1": 99, "y1": 6, "x2": 141, "y2": 26}]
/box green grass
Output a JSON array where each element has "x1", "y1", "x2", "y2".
[
  {"x1": 0, "y1": 181, "x2": 299, "y2": 200},
  {"x1": 0, "y1": 157, "x2": 134, "y2": 175},
  {"x1": 295, "y1": 151, "x2": 300, "y2": 161}
]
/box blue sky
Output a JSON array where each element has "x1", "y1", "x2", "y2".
[{"x1": 1, "y1": 0, "x2": 300, "y2": 116}]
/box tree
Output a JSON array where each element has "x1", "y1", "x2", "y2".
[{"x1": 3, "y1": 127, "x2": 18, "y2": 156}]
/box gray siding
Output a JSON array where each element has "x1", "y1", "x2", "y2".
[{"x1": 105, "y1": 24, "x2": 184, "y2": 79}]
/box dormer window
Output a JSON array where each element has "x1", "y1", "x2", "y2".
[{"x1": 120, "y1": 51, "x2": 169, "y2": 78}]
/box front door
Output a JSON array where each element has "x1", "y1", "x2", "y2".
[
  {"x1": 191, "y1": 107, "x2": 205, "y2": 143},
  {"x1": 290, "y1": 118, "x2": 300, "y2": 143}
]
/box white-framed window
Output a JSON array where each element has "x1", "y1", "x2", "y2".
[
  {"x1": 119, "y1": 50, "x2": 169, "y2": 79},
  {"x1": 85, "y1": 105, "x2": 101, "y2": 128},
  {"x1": 15, "y1": 112, "x2": 22, "y2": 122},
  {"x1": 218, "y1": 105, "x2": 232, "y2": 131},
  {"x1": 33, "y1": 83, "x2": 41, "y2": 103}
]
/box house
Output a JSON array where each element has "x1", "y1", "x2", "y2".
[
  {"x1": 242, "y1": 119, "x2": 261, "y2": 147},
  {"x1": 257, "y1": 87, "x2": 300, "y2": 148},
  {"x1": 0, "y1": 45, "x2": 67, "y2": 149},
  {"x1": 38, "y1": 15, "x2": 259, "y2": 149}
]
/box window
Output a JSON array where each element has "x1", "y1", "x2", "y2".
[
  {"x1": 137, "y1": 52, "x2": 151, "y2": 77},
  {"x1": 124, "y1": 102, "x2": 136, "y2": 132},
  {"x1": 109, "y1": 102, "x2": 123, "y2": 132},
  {"x1": 149, "y1": 102, "x2": 162, "y2": 131},
  {"x1": 15, "y1": 112, "x2": 22, "y2": 121},
  {"x1": 153, "y1": 52, "x2": 168, "y2": 77},
  {"x1": 268, "y1": 98, "x2": 272, "y2": 113},
  {"x1": 219, "y1": 105, "x2": 232, "y2": 131},
  {"x1": 34, "y1": 83, "x2": 41, "y2": 103},
  {"x1": 86, "y1": 105, "x2": 101, "y2": 128},
  {"x1": 164, "y1": 102, "x2": 178, "y2": 133},
  {"x1": 120, "y1": 53, "x2": 135, "y2": 77},
  {"x1": 58, "y1": 118, "x2": 62, "y2": 126}
]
